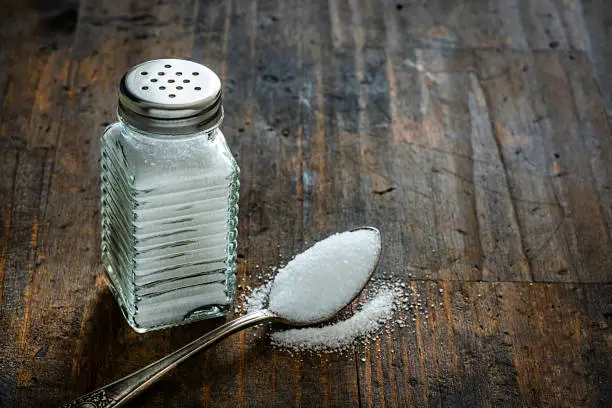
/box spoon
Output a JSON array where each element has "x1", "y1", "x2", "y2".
[{"x1": 60, "y1": 226, "x2": 382, "y2": 408}]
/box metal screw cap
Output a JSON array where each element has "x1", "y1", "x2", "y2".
[{"x1": 118, "y1": 59, "x2": 223, "y2": 135}]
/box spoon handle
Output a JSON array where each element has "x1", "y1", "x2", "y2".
[{"x1": 59, "y1": 310, "x2": 275, "y2": 408}]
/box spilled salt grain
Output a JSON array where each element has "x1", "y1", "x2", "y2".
[
  {"x1": 246, "y1": 282, "x2": 271, "y2": 313},
  {"x1": 268, "y1": 229, "x2": 381, "y2": 323},
  {"x1": 270, "y1": 289, "x2": 395, "y2": 352}
]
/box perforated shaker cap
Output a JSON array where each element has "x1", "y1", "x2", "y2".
[{"x1": 118, "y1": 59, "x2": 223, "y2": 135}]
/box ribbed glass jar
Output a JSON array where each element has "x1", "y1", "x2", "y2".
[{"x1": 100, "y1": 59, "x2": 239, "y2": 332}]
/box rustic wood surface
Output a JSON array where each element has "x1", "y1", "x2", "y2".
[{"x1": 1, "y1": 0, "x2": 611, "y2": 407}]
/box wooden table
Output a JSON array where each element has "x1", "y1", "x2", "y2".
[{"x1": 1, "y1": 0, "x2": 611, "y2": 407}]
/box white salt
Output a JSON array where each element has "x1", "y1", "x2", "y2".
[
  {"x1": 246, "y1": 282, "x2": 271, "y2": 313},
  {"x1": 270, "y1": 289, "x2": 395, "y2": 352},
  {"x1": 239, "y1": 230, "x2": 438, "y2": 353},
  {"x1": 267, "y1": 229, "x2": 381, "y2": 323}
]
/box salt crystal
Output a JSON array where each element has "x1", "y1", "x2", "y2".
[
  {"x1": 268, "y1": 229, "x2": 381, "y2": 323},
  {"x1": 246, "y1": 282, "x2": 272, "y2": 313},
  {"x1": 270, "y1": 289, "x2": 395, "y2": 352}
]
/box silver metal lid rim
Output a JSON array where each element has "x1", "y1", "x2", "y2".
[{"x1": 118, "y1": 58, "x2": 223, "y2": 135}]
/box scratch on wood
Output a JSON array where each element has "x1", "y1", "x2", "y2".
[
  {"x1": 17, "y1": 265, "x2": 46, "y2": 385},
  {"x1": 412, "y1": 282, "x2": 429, "y2": 406},
  {"x1": 328, "y1": 0, "x2": 343, "y2": 49},
  {"x1": 501, "y1": 286, "x2": 527, "y2": 402},
  {"x1": 249, "y1": 0, "x2": 257, "y2": 61},
  {"x1": 296, "y1": 3, "x2": 305, "y2": 237},
  {"x1": 16, "y1": 365, "x2": 32, "y2": 386},
  {"x1": 387, "y1": 51, "x2": 397, "y2": 119},
  {"x1": 29, "y1": 216, "x2": 38, "y2": 250},
  {"x1": 442, "y1": 281, "x2": 457, "y2": 374},
  {"x1": 220, "y1": 0, "x2": 231, "y2": 81},
  {"x1": 314, "y1": 64, "x2": 326, "y2": 230},
  {"x1": 400, "y1": 338, "x2": 414, "y2": 408},
  {"x1": 364, "y1": 343, "x2": 373, "y2": 407},
  {"x1": 238, "y1": 331, "x2": 245, "y2": 408},
  {"x1": 33, "y1": 57, "x2": 54, "y2": 113},
  {"x1": 374, "y1": 338, "x2": 386, "y2": 408},
  {"x1": 201, "y1": 383, "x2": 211, "y2": 407},
  {"x1": 297, "y1": 125, "x2": 304, "y2": 234},
  {"x1": 385, "y1": 332, "x2": 399, "y2": 408},
  {"x1": 426, "y1": 282, "x2": 442, "y2": 403},
  {"x1": 320, "y1": 358, "x2": 329, "y2": 408},
  {"x1": 18, "y1": 215, "x2": 44, "y2": 356},
  {"x1": 295, "y1": 358, "x2": 302, "y2": 408},
  {"x1": 0, "y1": 200, "x2": 12, "y2": 305},
  {"x1": 272, "y1": 352, "x2": 277, "y2": 397},
  {"x1": 526, "y1": 213, "x2": 567, "y2": 262}
]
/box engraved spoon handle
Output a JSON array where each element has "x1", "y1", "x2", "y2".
[{"x1": 60, "y1": 310, "x2": 276, "y2": 408}]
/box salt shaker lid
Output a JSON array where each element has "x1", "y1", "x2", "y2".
[{"x1": 118, "y1": 59, "x2": 223, "y2": 135}]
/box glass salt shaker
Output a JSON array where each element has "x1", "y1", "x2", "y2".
[{"x1": 100, "y1": 59, "x2": 239, "y2": 332}]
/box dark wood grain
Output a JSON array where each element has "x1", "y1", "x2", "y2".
[
  {"x1": 581, "y1": 0, "x2": 612, "y2": 116},
  {"x1": 1, "y1": 0, "x2": 611, "y2": 407}
]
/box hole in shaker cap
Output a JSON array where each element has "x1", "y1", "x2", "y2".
[
  {"x1": 194, "y1": 87, "x2": 201, "y2": 91},
  {"x1": 176, "y1": 86, "x2": 183, "y2": 90},
  {"x1": 151, "y1": 78, "x2": 158, "y2": 82},
  {"x1": 164, "y1": 64, "x2": 171, "y2": 68},
  {"x1": 169, "y1": 94, "x2": 176, "y2": 98},
  {"x1": 183, "y1": 79, "x2": 190, "y2": 83},
  {"x1": 142, "y1": 86, "x2": 149, "y2": 90},
  {"x1": 192, "y1": 72, "x2": 199, "y2": 76},
  {"x1": 159, "y1": 86, "x2": 166, "y2": 90},
  {"x1": 168, "y1": 79, "x2": 175, "y2": 83},
  {"x1": 158, "y1": 72, "x2": 165, "y2": 76},
  {"x1": 141, "y1": 71, "x2": 148, "y2": 75},
  {"x1": 176, "y1": 72, "x2": 182, "y2": 76}
]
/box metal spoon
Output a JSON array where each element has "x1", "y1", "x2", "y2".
[{"x1": 60, "y1": 226, "x2": 382, "y2": 408}]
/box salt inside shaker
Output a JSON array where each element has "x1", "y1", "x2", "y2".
[{"x1": 100, "y1": 59, "x2": 239, "y2": 332}]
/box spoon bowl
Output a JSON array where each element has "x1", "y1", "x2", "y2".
[{"x1": 272, "y1": 226, "x2": 382, "y2": 326}]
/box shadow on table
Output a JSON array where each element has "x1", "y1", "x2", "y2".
[{"x1": 67, "y1": 286, "x2": 239, "y2": 407}]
